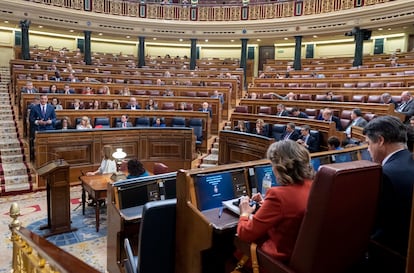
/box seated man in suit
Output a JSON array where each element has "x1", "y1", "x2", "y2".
[
  {"x1": 22, "y1": 81, "x2": 38, "y2": 94},
  {"x1": 322, "y1": 108, "x2": 343, "y2": 131},
  {"x1": 61, "y1": 83, "x2": 75, "y2": 94},
  {"x1": 290, "y1": 107, "x2": 309, "y2": 119},
  {"x1": 363, "y1": 116, "x2": 414, "y2": 269},
  {"x1": 210, "y1": 90, "x2": 224, "y2": 104},
  {"x1": 396, "y1": 91, "x2": 414, "y2": 123},
  {"x1": 65, "y1": 73, "x2": 79, "y2": 82},
  {"x1": 275, "y1": 104, "x2": 289, "y2": 117},
  {"x1": 296, "y1": 125, "x2": 319, "y2": 153},
  {"x1": 125, "y1": 97, "x2": 141, "y2": 110},
  {"x1": 116, "y1": 114, "x2": 133, "y2": 128},
  {"x1": 345, "y1": 108, "x2": 368, "y2": 138},
  {"x1": 281, "y1": 122, "x2": 300, "y2": 141},
  {"x1": 198, "y1": 101, "x2": 212, "y2": 118},
  {"x1": 381, "y1": 92, "x2": 399, "y2": 109}
]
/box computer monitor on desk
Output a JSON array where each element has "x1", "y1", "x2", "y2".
[
  {"x1": 194, "y1": 169, "x2": 249, "y2": 211},
  {"x1": 115, "y1": 172, "x2": 177, "y2": 210}
]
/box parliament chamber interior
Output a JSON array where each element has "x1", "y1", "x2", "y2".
[{"x1": 1, "y1": 0, "x2": 414, "y2": 273}]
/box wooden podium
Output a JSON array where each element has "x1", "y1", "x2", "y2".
[{"x1": 37, "y1": 159, "x2": 76, "y2": 237}]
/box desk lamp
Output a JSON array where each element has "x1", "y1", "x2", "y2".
[{"x1": 111, "y1": 148, "x2": 127, "y2": 181}]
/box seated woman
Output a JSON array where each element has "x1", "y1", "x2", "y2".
[
  {"x1": 86, "y1": 145, "x2": 117, "y2": 176},
  {"x1": 51, "y1": 97, "x2": 63, "y2": 110},
  {"x1": 60, "y1": 116, "x2": 72, "y2": 130},
  {"x1": 145, "y1": 98, "x2": 158, "y2": 110},
  {"x1": 76, "y1": 116, "x2": 92, "y2": 130},
  {"x1": 49, "y1": 84, "x2": 58, "y2": 94},
  {"x1": 112, "y1": 99, "x2": 121, "y2": 110},
  {"x1": 91, "y1": 99, "x2": 100, "y2": 110},
  {"x1": 126, "y1": 159, "x2": 150, "y2": 179},
  {"x1": 237, "y1": 140, "x2": 313, "y2": 262},
  {"x1": 233, "y1": 120, "x2": 248, "y2": 132},
  {"x1": 152, "y1": 117, "x2": 166, "y2": 127},
  {"x1": 252, "y1": 118, "x2": 267, "y2": 136}
]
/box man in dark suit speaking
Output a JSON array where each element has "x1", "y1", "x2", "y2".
[
  {"x1": 29, "y1": 94, "x2": 56, "y2": 131},
  {"x1": 29, "y1": 94, "x2": 56, "y2": 160}
]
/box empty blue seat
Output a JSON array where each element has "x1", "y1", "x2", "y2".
[
  {"x1": 188, "y1": 118, "x2": 203, "y2": 145},
  {"x1": 94, "y1": 117, "x2": 110, "y2": 128},
  {"x1": 272, "y1": 124, "x2": 286, "y2": 141},
  {"x1": 171, "y1": 117, "x2": 186, "y2": 127},
  {"x1": 135, "y1": 117, "x2": 151, "y2": 127}
]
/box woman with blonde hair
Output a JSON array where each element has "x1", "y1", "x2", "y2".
[
  {"x1": 76, "y1": 116, "x2": 92, "y2": 130},
  {"x1": 86, "y1": 145, "x2": 117, "y2": 176},
  {"x1": 112, "y1": 99, "x2": 121, "y2": 110},
  {"x1": 253, "y1": 118, "x2": 267, "y2": 136},
  {"x1": 237, "y1": 140, "x2": 313, "y2": 262}
]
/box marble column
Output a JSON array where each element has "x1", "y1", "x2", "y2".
[
  {"x1": 293, "y1": 35, "x2": 302, "y2": 70},
  {"x1": 190, "y1": 38, "x2": 197, "y2": 70},
  {"x1": 138, "y1": 36, "x2": 145, "y2": 68},
  {"x1": 353, "y1": 28, "x2": 364, "y2": 67},
  {"x1": 240, "y1": 38, "x2": 248, "y2": 89},
  {"x1": 84, "y1": 30, "x2": 92, "y2": 65},
  {"x1": 20, "y1": 20, "x2": 30, "y2": 60}
]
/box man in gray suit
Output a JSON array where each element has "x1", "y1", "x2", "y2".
[
  {"x1": 396, "y1": 91, "x2": 414, "y2": 123},
  {"x1": 344, "y1": 108, "x2": 368, "y2": 138},
  {"x1": 116, "y1": 114, "x2": 133, "y2": 128}
]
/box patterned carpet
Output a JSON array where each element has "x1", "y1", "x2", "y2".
[
  {"x1": 0, "y1": 67, "x2": 32, "y2": 195},
  {"x1": 0, "y1": 186, "x2": 107, "y2": 273}
]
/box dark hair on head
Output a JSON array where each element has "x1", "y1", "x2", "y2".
[
  {"x1": 352, "y1": 108, "x2": 363, "y2": 117},
  {"x1": 287, "y1": 122, "x2": 295, "y2": 129},
  {"x1": 327, "y1": 136, "x2": 341, "y2": 148},
  {"x1": 127, "y1": 159, "x2": 146, "y2": 176},
  {"x1": 301, "y1": 125, "x2": 311, "y2": 132},
  {"x1": 266, "y1": 140, "x2": 312, "y2": 185},
  {"x1": 363, "y1": 116, "x2": 407, "y2": 144},
  {"x1": 291, "y1": 107, "x2": 299, "y2": 112}
]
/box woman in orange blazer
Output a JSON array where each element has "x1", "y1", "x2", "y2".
[{"x1": 237, "y1": 140, "x2": 313, "y2": 262}]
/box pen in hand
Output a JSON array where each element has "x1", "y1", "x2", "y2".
[{"x1": 218, "y1": 207, "x2": 223, "y2": 218}]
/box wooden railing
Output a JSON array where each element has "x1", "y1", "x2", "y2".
[{"x1": 9, "y1": 203, "x2": 101, "y2": 273}]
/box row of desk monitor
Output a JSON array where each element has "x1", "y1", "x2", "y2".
[
  {"x1": 113, "y1": 147, "x2": 371, "y2": 214},
  {"x1": 194, "y1": 147, "x2": 371, "y2": 212}
]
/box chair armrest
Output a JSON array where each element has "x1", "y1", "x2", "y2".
[{"x1": 234, "y1": 236, "x2": 296, "y2": 273}]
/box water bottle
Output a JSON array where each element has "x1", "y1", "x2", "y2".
[{"x1": 261, "y1": 172, "x2": 272, "y2": 197}]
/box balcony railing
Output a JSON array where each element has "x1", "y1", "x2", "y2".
[{"x1": 27, "y1": 0, "x2": 391, "y2": 21}]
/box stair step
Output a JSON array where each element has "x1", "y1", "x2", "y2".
[
  {"x1": 211, "y1": 147, "x2": 219, "y2": 155},
  {"x1": 199, "y1": 163, "x2": 217, "y2": 168}
]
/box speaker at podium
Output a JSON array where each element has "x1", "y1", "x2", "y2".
[{"x1": 37, "y1": 159, "x2": 77, "y2": 237}]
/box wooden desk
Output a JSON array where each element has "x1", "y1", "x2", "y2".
[{"x1": 80, "y1": 174, "x2": 112, "y2": 232}]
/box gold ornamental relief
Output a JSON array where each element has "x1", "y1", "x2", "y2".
[
  {"x1": 111, "y1": 1, "x2": 121, "y2": 15},
  {"x1": 93, "y1": 0, "x2": 104, "y2": 13}
]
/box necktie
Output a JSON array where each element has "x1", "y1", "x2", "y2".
[
  {"x1": 305, "y1": 135, "x2": 309, "y2": 144},
  {"x1": 284, "y1": 133, "x2": 290, "y2": 140},
  {"x1": 398, "y1": 102, "x2": 406, "y2": 112},
  {"x1": 42, "y1": 105, "x2": 46, "y2": 116},
  {"x1": 123, "y1": 122, "x2": 127, "y2": 128}
]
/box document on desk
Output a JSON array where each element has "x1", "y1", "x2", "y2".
[{"x1": 222, "y1": 198, "x2": 241, "y2": 215}]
